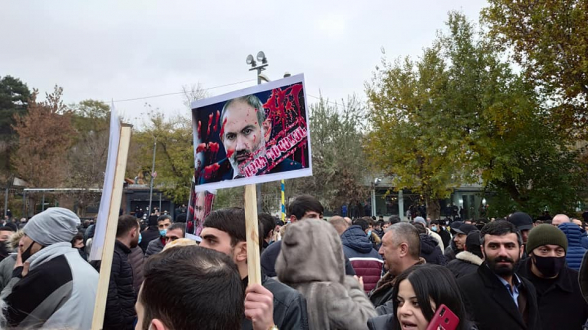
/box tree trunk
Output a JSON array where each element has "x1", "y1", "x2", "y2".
[{"x1": 425, "y1": 195, "x2": 441, "y2": 220}]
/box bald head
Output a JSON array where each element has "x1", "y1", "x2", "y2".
[
  {"x1": 328, "y1": 216, "x2": 348, "y2": 236},
  {"x1": 343, "y1": 217, "x2": 352, "y2": 226},
  {"x1": 552, "y1": 214, "x2": 571, "y2": 227}
]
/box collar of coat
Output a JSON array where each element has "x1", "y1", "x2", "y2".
[
  {"x1": 521, "y1": 257, "x2": 575, "y2": 294},
  {"x1": 372, "y1": 258, "x2": 426, "y2": 294},
  {"x1": 455, "y1": 251, "x2": 483, "y2": 266}
]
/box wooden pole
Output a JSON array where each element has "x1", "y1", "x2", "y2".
[
  {"x1": 91, "y1": 125, "x2": 132, "y2": 330},
  {"x1": 244, "y1": 184, "x2": 261, "y2": 285}
]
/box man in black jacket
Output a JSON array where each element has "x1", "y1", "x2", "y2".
[
  {"x1": 518, "y1": 224, "x2": 588, "y2": 330},
  {"x1": 447, "y1": 230, "x2": 483, "y2": 279},
  {"x1": 200, "y1": 208, "x2": 309, "y2": 330},
  {"x1": 457, "y1": 221, "x2": 541, "y2": 330},
  {"x1": 94, "y1": 215, "x2": 140, "y2": 330}
]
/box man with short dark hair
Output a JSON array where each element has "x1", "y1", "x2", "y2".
[
  {"x1": 369, "y1": 222, "x2": 424, "y2": 309},
  {"x1": 518, "y1": 224, "x2": 588, "y2": 330},
  {"x1": 447, "y1": 230, "x2": 483, "y2": 279},
  {"x1": 96, "y1": 215, "x2": 140, "y2": 330},
  {"x1": 258, "y1": 213, "x2": 276, "y2": 251},
  {"x1": 145, "y1": 215, "x2": 172, "y2": 257},
  {"x1": 136, "y1": 245, "x2": 244, "y2": 330},
  {"x1": 164, "y1": 223, "x2": 185, "y2": 245},
  {"x1": 457, "y1": 221, "x2": 541, "y2": 330},
  {"x1": 200, "y1": 208, "x2": 309, "y2": 330},
  {"x1": 444, "y1": 222, "x2": 477, "y2": 262}
]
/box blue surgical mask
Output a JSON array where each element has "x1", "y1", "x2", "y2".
[
  {"x1": 159, "y1": 229, "x2": 167, "y2": 237},
  {"x1": 138, "y1": 233, "x2": 142, "y2": 244},
  {"x1": 367, "y1": 230, "x2": 372, "y2": 237},
  {"x1": 432, "y1": 226, "x2": 438, "y2": 232}
]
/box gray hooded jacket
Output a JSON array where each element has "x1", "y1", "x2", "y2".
[{"x1": 276, "y1": 219, "x2": 376, "y2": 330}]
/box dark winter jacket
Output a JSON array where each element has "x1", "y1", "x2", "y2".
[
  {"x1": 438, "y1": 228, "x2": 451, "y2": 249},
  {"x1": 444, "y1": 240, "x2": 460, "y2": 262},
  {"x1": 340, "y1": 225, "x2": 383, "y2": 293},
  {"x1": 128, "y1": 246, "x2": 145, "y2": 295},
  {"x1": 2, "y1": 243, "x2": 98, "y2": 329},
  {"x1": 559, "y1": 222, "x2": 587, "y2": 271},
  {"x1": 145, "y1": 236, "x2": 165, "y2": 258},
  {"x1": 368, "y1": 258, "x2": 426, "y2": 308},
  {"x1": 261, "y1": 240, "x2": 356, "y2": 278},
  {"x1": 457, "y1": 264, "x2": 541, "y2": 330},
  {"x1": 93, "y1": 240, "x2": 136, "y2": 330},
  {"x1": 140, "y1": 227, "x2": 160, "y2": 253},
  {"x1": 582, "y1": 252, "x2": 588, "y2": 304},
  {"x1": 447, "y1": 251, "x2": 483, "y2": 279},
  {"x1": 419, "y1": 234, "x2": 446, "y2": 266},
  {"x1": 518, "y1": 257, "x2": 588, "y2": 330},
  {"x1": 241, "y1": 275, "x2": 310, "y2": 330}
]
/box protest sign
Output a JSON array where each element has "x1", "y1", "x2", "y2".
[
  {"x1": 90, "y1": 104, "x2": 121, "y2": 261},
  {"x1": 185, "y1": 179, "x2": 215, "y2": 241},
  {"x1": 90, "y1": 106, "x2": 132, "y2": 329},
  {"x1": 191, "y1": 74, "x2": 312, "y2": 192}
]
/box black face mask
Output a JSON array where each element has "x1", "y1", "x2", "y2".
[
  {"x1": 533, "y1": 255, "x2": 566, "y2": 278},
  {"x1": 21, "y1": 241, "x2": 36, "y2": 263}
]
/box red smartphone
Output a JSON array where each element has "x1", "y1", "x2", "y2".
[{"x1": 426, "y1": 304, "x2": 460, "y2": 330}]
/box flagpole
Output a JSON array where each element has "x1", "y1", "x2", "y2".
[{"x1": 148, "y1": 138, "x2": 157, "y2": 215}]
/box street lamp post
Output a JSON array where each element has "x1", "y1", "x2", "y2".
[
  {"x1": 246, "y1": 51, "x2": 268, "y2": 212},
  {"x1": 148, "y1": 138, "x2": 157, "y2": 216}
]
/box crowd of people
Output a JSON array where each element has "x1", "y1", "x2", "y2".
[{"x1": 0, "y1": 195, "x2": 587, "y2": 329}]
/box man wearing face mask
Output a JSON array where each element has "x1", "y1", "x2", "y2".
[
  {"x1": 1, "y1": 208, "x2": 98, "y2": 329},
  {"x1": 518, "y1": 224, "x2": 588, "y2": 330},
  {"x1": 145, "y1": 215, "x2": 172, "y2": 257}
]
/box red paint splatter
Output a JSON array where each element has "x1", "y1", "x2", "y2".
[
  {"x1": 226, "y1": 149, "x2": 235, "y2": 159},
  {"x1": 213, "y1": 110, "x2": 220, "y2": 132},
  {"x1": 196, "y1": 143, "x2": 207, "y2": 153},
  {"x1": 197, "y1": 121, "x2": 202, "y2": 136},
  {"x1": 219, "y1": 118, "x2": 227, "y2": 138},
  {"x1": 208, "y1": 142, "x2": 219, "y2": 153},
  {"x1": 203, "y1": 163, "x2": 220, "y2": 179},
  {"x1": 206, "y1": 113, "x2": 213, "y2": 137}
]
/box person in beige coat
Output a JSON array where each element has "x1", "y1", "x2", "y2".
[{"x1": 276, "y1": 219, "x2": 376, "y2": 330}]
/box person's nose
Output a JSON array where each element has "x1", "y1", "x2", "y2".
[
  {"x1": 398, "y1": 302, "x2": 412, "y2": 317},
  {"x1": 236, "y1": 135, "x2": 247, "y2": 152}
]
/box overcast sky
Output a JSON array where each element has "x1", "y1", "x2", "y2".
[{"x1": 1, "y1": 0, "x2": 488, "y2": 126}]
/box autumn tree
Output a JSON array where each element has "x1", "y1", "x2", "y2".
[
  {"x1": 131, "y1": 110, "x2": 193, "y2": 205},
  {"x1": 366, "y1": 11, "x2": 588, "y2": 218},
  {"x1": 482, "y1": 0, "x2": 588, "y2": 136},
  {"x1": 66, "y1": 100, "x2": 111, "y2": 216},
  {"x1": 303, "y1": 95, "x2": 370, "y2": 211},
  {"x1": 12, "y1": 86, "x2": 77, "y2": 189}
]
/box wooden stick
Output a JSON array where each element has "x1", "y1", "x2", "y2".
[
  {"x1": 91, "y1": 126, "x2": 132, "y2": 330},
  {"x1": 244, "y1": 183, "x2": 261, "y2": 285}
]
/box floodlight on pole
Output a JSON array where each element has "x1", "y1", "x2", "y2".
[{"x1": 245, "y1": 51, "x2": 269, "y2": 210}]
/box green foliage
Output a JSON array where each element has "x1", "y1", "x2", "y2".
[
  {"x1": 482, "y1": 0, "x2": 588, "y2": 135},
  {"x1": 366, "y1": 11, "x2": 588, "y2": 218},
  {"x1": 306, "y1": 95, "x2": 370, "y2": 211},
  {"x1": 131, "y1": 110, "x2": 193, "y2": 204},
  {"x1": 0, "y1": 76, "x2": 32, "y2": 175}
]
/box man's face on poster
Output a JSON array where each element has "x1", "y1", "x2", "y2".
[
  {"x1": 222, "y1": 99, "x2": 267, "y2": 177},
  {"x1": 194, "y1": 192, "x2": 206, "y2": 222}
]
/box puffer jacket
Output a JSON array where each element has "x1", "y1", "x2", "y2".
[
  {"x1": 340, "y1": 225, "x2": 383, "y2": 293},
  {"x1": 128, "y1": 246, "x2": 145, "y2": 295},
  {"x1": 145, "y1": 236, "x2": 165, "y2": 257},
  {"x1": 93, "y1": 240, "x2": 136, "y2": 330},
  {"x1": 559, "y1": 222, "x2": 587, "y2": 271},
  {"x1": 419, "y1": 234, "x2": 446, "y2": 266}
]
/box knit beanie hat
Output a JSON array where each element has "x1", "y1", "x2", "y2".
[
  {"x1": 23, "y1": 207, "x2": 81, "y2": 246},
  {"x1": 526, "y1": 224, "x2": 568, "y2": 254}
]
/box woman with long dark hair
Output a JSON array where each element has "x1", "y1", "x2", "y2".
[{"x1": 369, "y1": 264, "x2": 476, "y2": 330}]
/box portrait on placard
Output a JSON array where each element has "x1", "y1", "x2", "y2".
[
  {"x1": 191, "y1": 74, "x2": 312, "y2": 191},
  {"x1": 185, "y1": 183, "x2": 215, "y2": 238}
]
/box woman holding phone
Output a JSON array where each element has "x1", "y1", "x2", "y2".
[{"x1": 368, "y1": 264, "x2": 477, "y2": 330}]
